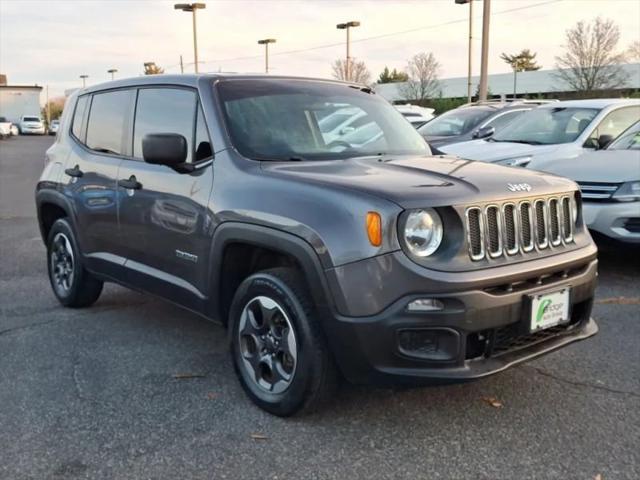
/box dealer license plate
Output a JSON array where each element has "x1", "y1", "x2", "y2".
[{"x1": 529, "y1": 288, "x2": 570, "y2": 332}]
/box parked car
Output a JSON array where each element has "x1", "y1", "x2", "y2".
[
  {"x1": 395, "y1": 104, "x2": 435, "y2": 128},
  {"x1": 19, "y1": 115, "x2": 46, "y2": 135},
  {"x1": 48, "y1": 119, "x2": 60, "y2": 135},
  {"x1": 540, "y1": 120, "x2": 640, "y2": 244},
  {"x1": 439, "y1": 99, "x2": 640, "y2": 170},
  {"x1": 0, "y1": 116, "x2": 12, "y2": 139},
  {"x1": 36, "y1": 74, "x2": 598, "y2": 416},
  {"x1": 419, "y1": 100, "x2": 553, "y2": 152}
]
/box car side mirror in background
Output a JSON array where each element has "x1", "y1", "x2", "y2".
[
  {"x1": 142, "y1": 133, "x2": 192, "y2": 172},
  {"x1": 597, "y1": 134, "x2": 614, "y2": 150},
  {"x1": 473, "y1": 126, "x2": 495, "y2": 139},
  {"x1": 339, "y1": 126, "x2": 355, "y2": 136}
]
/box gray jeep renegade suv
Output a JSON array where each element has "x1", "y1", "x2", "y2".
[{"x1": 36, "y1": 75, "x2": 598, "y2": 416}]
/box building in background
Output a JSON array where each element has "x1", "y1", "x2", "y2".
[
  {"x1": 375, "y1": 63, "x2": 640, "y2": 103},
  {"x1": 0, "y1": 75, "x2": 43, "y2": 123}
]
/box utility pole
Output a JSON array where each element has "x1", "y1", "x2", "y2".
[
  {"x1": 180, "y1": 55, "x2": 184, "y2": 74},
  {"x1": 455, "y1": 0, "x2": 474, "y2": 103},
  {"x1": 336, "y1": 21, "x2": 360, "y2": 81},
  {"x1": 258, "y1": 39, "x2": 277, "y2": 74},
  {"x1": 80, "y1": 75, "x2": 88, "y2": 88},
  {"x1": 174, "y1": 3, "x2": 206, "y2": 73},
  {"x1": 45, "y1": 85, "x2": 50, "y2": 127},
  {"x1": 478, "y1": 0, "x2": 491, "y2": 101}
]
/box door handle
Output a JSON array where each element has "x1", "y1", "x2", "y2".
[
  {"x1": 64, "y1": 165, "x2": 83, "y2": 178},
  {"x1": 118, "y1": 175, "x2": 142, "y2": 190}
]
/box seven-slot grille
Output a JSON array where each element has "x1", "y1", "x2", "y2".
[{"x1": 465, "y1": 195, "x2": 575, "y2": 261}]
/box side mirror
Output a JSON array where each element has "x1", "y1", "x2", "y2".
[
  {"x1": 597, "y1": 134, "x2": 614, "y2": 150},
  {"x1": 142, "y1": 133, "x2": 189, "y2": 171},
  {"x1": 473, "y1": 125, "x2": 495, "y2": 139}
]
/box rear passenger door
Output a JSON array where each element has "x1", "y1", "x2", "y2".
[
  {"x1": 63, "y1": 89, "x2": 134, "y2": 275},
  {"x1": 115, "y1": 87, "x2": 214, "y2": 305}
]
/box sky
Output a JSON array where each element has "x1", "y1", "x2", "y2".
[{"x1": 0, "y1": 0, "x2": 639, "y2": 99}]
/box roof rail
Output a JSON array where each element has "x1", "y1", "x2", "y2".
[{"x1": 458, "y1": 98, "x2": 559, "y2": 108}]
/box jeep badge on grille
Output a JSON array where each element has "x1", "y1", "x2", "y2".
[{"x1": 507, "y1": 183, "x2": 532, "y2": 192}]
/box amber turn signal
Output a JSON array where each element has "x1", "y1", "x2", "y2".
[{"x1": 366, "y1": 211, "x2": 382, "y2": 247}]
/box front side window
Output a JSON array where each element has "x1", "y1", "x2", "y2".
[
  {"x1": 418, "y1": 108, "x2": 493, "y2": 137},
  {"x1": 492, "y1": 107, "x2": 599, "y2": 145},
  {"x1": 589, "y1": 106, "x2": 640, "y2": 143},
  {"x1": 86, "y1": 89, "x2": 133, "y2": 155},
  {"x1": 71, "y1": 95, "x2": 89, "y2": 140},
  {"x1": 608, "y1": 121, "x2": 640, "y2": 150},
  {"x1": 218, "y1": 79, "x2": 428, "y2": 161},
  {"x1": 133, "y1": 88, "x2": 196, "y2": 162},
  {"x1": 194, "y1": 104, "x2": 212, "y2": 161}
]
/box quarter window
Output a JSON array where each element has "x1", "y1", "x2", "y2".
[
  {"x1": 86, "y1": 90, "x2": 133, "y2": 155},
  {"x1": 71, "y1": 95, "x2": 89, "y2": 140},
  {"x1": 133, "y1": 88, "x2": 196, "y2": 163}
]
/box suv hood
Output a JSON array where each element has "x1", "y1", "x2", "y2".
[
  {"x1": 541, "y1": 150, "x2": 640, "y2": 183},
  {"x1": 440, "y1": 139, "x2": 561, "y2": 162},
  {"x1": 262, "y1": 155, "x2": 577, "y2": 208}
]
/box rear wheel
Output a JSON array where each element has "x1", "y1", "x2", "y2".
[
  {"x1": 229, "y1": 267, "x2": 337, "y2": 416},
  {"x1": 47, "y1": 218, "x2": 103, "y2": 307}
]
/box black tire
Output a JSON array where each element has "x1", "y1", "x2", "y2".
[
  {"x1": 229, "y1": 267, "x2": 337, "y2": 416},
  {"x1": 47, "y1": 218, "x2": 103, "y2": 308}
]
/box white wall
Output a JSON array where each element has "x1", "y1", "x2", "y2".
[{"x1": 0, "y1": 89, "x2": 42, "y2": 123}]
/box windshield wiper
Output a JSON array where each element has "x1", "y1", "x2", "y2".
[{"x1": 494, "y1": 139, "x2": 546, "y2": 145}]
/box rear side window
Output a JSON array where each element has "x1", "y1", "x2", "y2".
[
  {"x1": 71, "y1": 95, "x2": 89, "y2": 140},
  {"x1": 86, "y1": 90, "x2": 133, "y2": 155},
  {"x1": 133, "y1": 88, "x2": 196, "y2": 162}
]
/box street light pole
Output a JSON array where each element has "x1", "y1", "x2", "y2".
[
  {"x1": 478, "y1": 0, "x2": 491, "y2": 101},
  {"x1": 107, "y1": 69, "x2": 118, "y2": 81},
  {"x1": 455, "y1": 0, "x2": 473, "y2": 103},
  {"x1": 336, "y1": 21, "x2": 360, "y2": 81},
  {"x1": 258, "y1": 38, "x2": 277, "y2": 74},
  {"x1": 174, "y1": 3, "x2": 206, "y2": 73},
  {"x1": 80, "y1": 75, "x2": 88, "y2": 88}
]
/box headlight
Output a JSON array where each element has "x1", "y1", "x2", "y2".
[
  {"x1": 495, "y1": 156, "x2": 532, "y2": 167},
  {"x1": 403, "y1": 208, "x2": 443, "y2": 257},
  {"x1": 612, "y1": 181, "x2": 640, "y2": 202}
]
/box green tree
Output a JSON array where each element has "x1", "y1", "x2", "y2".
[
  {"x1": 143, "y1": 62, "x2": 165, "y2": 75},
  {"x1": 377, "y1": 67, "x2": 409, "y2": 84},
  {"x1": 500, "y1": 49, "x2": 542, "y2": 72},
  {"x1": 500, "y1": 49, "x2": 541, "y2": 98}
]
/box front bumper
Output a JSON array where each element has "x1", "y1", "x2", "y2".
[
  {"x1": 324, "y1": 250, "x2": 598, "y2": 385},
  {"x1": 583, "y1": 201, "x2": 640, "y2": 243}
]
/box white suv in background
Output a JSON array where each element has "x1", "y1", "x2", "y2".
[
  {"x1": 439, "y1": 99, "x2": 640, "y2": 171},
  {"x1": 394, "y1": 104, "x2": 435, "y2": 128},
  {"x1": 19, "y1": 115, "x2": 46, "y2": 135}
]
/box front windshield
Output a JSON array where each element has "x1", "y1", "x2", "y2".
[
  {"x1": 608, "y1": 122, "x2": 640, "y2": 150},
  {"x1": 492, "y1": 107, "x2": 599, "y2": 145},
  {"x1": 417, "y1": 107, "x2": 492, "y2": 137},
  {"x1": 217, "y1": 79, "x2": 429, "y2": 161}
]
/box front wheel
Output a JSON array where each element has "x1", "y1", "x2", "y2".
[
  {"x1": 229, "y1": 267, "x2": 337, "y2": 416},
  {"x1": 47, "y1": 218, "x2": 103, "y2": 307}
]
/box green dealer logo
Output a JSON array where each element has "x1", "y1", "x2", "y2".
[{"x1": 536, "y1": 299, "x2": 553, "y2": 323}]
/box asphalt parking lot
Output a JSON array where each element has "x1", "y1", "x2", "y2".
[{"x1": 1, "y1": 135, "x2": 639, "y2": 480}]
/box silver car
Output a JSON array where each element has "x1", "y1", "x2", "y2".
[
  {"x1": 541, "y1": 121, "x2": 640, "y2": 243},
  {"x1": 440, "y1": 99, "x2": 640, "y2": 171}
]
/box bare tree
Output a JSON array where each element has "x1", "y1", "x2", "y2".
[
  {"x1": 399, "y1": 52, "x2": 441, "y2": 102},
  {"x1": 331, "y1": 58, "x2": 371, "y2": 84},
  {"x1": 628, "y1": 40, "x2": 640, "y2": 61},
  {"x1": 554, "y1": 17, "x2": 628, "y2": 93}
]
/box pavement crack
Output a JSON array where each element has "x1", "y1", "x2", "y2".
[
  {"x1": 0, "y1": 317, "x2": 63, "y2": 337},
  {"x1": 522, "y1": 364, "x2": 640, "y2": 398}
]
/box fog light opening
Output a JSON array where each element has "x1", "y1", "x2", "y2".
[{"x1": 406, "y1": 298, "x2": 444, "y2": 312}]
